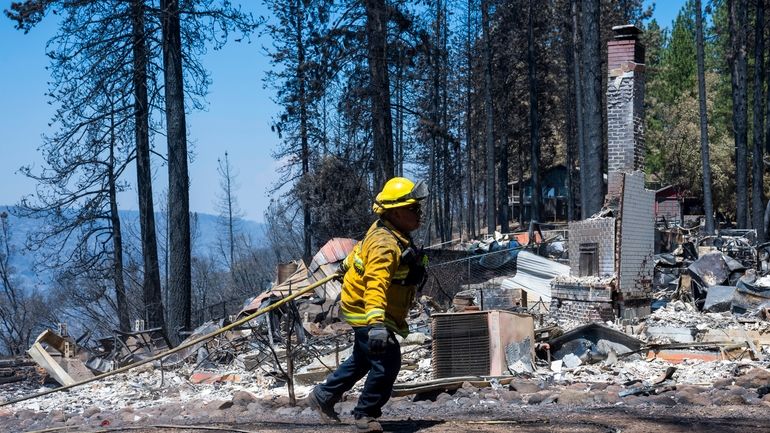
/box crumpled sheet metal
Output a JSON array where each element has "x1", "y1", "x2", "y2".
[
  {"x1": 702, "y1": 285, "x2": 737, "y2": 313},
  {"x1": 548, "y1": 322, "x2": 643, "y2": 363},
  {"x1": 688, "y1": 252, "x2": 730, "y2": 289}
]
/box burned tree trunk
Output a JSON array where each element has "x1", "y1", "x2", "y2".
[
  {"x1": 528, "y1": 0, "x2": 541, "y2": 223},
  {"x1": 109, "y1": 110, "x2": 130, "y2": 332},
  {"x1": 695, "y1": 0, "x2": 715, "y2": 234},
  {"x1": 729, "y1": 0, "x2": 749, "y2": 228},
  {"x1": 161, "y1": 0, "x2": 192, "y2": 343},
  {"x1": 131, "y1": 0, "x2": 164, "y2": 330},
  {"x1": 498, "y1": 137, "x2": 509, "y2": 233},
  {"x1": 294, "y1": 0, "x2": 312, "y2": 260},
  {"x1": 365, "y1": 0, "x2": 394, "y2": 189},
  {"x1": 571, "y1": 0, "x2": 585, "y2": 221},
  {"x1": 482, "y1": 0, "x2": 495, "y2": 234},
  {"x1": 580, "y1": 0, "x2": 603, "y2": 218},
  {"x1": 751, "y1": 0, "x2": 765, "y2": 240}
]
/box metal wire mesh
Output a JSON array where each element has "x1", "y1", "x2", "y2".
[{"x1": 422, "y1": 246, "x2": 522, "y2": 306}]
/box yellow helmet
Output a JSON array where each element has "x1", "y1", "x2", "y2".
[{"x1": 372, "y1": 177, "x2": 429, "y2": 215}]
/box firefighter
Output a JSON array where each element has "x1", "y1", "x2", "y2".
[{"x1": 306, "y1": 176, "x2": 428, "y2": 433}]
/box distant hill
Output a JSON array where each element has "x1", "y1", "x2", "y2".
[{"x1": 0, "y1": 206, "x2": 266, "y2": 289}]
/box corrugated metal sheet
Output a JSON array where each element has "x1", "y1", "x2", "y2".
[
  {"x1": 307, "y1": 238, "x2": 356, "y2": 301},
  {"x1": 501, "y1": 251, "x2": 570, "y2": 305},
  {"x1": 238, "y1": 238, "x2": 357, "y2": 317}
]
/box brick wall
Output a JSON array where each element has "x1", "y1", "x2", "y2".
[
  {"x1": 551, "y1": 280, "x2": 613, "y2": 302},
  {"x1": 618, "y1": 171, "x2": 654, "y2": 300},
  {"x1": 567, "y1": 218, "x2": 616, "y2": 278},
  {"x1": 607, "y1": 39, "x2": 645, "y2": 71},
  {"x1": 549, "y1": 298, "x2": 615, "y2": 324},
  {"x1": 606, "y1": 71, "x2": 646, "y2": 173}
]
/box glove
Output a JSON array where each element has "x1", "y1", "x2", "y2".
[
  {"x1": 368, "y1": 325, "x2": 389, "y2": 355},
  {"x1": 333, "y1": 262, "x2": 347, "y2": 281}
]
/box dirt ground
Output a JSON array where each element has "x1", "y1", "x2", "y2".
[{"x1": 23, "y1": 404, "x2": 770, "y2": 433}]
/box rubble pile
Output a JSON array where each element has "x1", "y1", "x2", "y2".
[{"x1": 4, "y1": 229, "x2": 770, "y2": 432}]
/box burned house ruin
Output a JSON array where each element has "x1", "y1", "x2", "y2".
[{"x1": 551, "y1": 25, "x2": 655, "y2": 322}]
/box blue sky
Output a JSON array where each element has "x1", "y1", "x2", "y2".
[{"x1": 0, "y1": 1, "x2": 684, "y2": 223}]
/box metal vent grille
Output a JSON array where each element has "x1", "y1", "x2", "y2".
[{"x1": 431, "y1": 313, "x2": 490, "y2": 378}]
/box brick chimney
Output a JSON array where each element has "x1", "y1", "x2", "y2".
[{"x1": 606, "y1": 25, "x2": 646, "y2": 199}]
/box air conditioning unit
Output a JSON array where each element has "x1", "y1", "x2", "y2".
[{"x1": 431, "y1": 310, "x2": 535, "y2": 379}]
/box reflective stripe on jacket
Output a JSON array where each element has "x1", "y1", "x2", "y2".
[{"x1": 339, "y1": 219, "x2": 416, "y2": 337}]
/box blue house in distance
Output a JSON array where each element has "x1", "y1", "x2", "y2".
[{"x1": 509, "y1": 165, "x2": 574, "y2": 223}]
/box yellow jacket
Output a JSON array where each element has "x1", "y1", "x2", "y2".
[{"x1": 340, "y1": 219, "x2": 416, "y2": 337}]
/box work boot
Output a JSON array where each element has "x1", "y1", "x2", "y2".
[
  {"x1": 354, "y1": 416, "x2": 383, "y2": 433},
  {"x1": 304, "y1": 389, "x2": 340, "y2": 423}
]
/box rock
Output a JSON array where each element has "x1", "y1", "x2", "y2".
[
  {"x1": 676, "y1": 392, "x2": 711, "y2": 406},
  {"x1": 276, "y1": 407, "x2": 298, "y2": 416},
  {"x1": 121, "y1": 412, "x2": 141, "y2": 423},
  {"x1": 50, "y1": 411, "x2": 66, "y2": 423},
  {"x1": 509, "y1": 381, "x2": 541, "y2": 394},
  {"x1": 712, "y1": 378, "x2": 734, "y2": 389},
  {"x1": 589, "y1": 382, "x2": 609, "y2": 391},
  {"x1": 481, "y1": 391, "x2": 499, "y2": 400},
  {"x1": 647, "y1": 395, "x2": 677, "y2": 406},
  {"x1": 15, "y1": 410, "x2": 35, "y2": 421},
  {"x1": 758, "y1": 385, "x2": 770, "y2": 398},
  {"x1": 272, "y1": 395, "x2": 291, "y2": 407},
  {"x1": 713, "y1": 393, "x2": 748, "y2": 406},
  {"x1": 594, "y1": 391, "x2": 621, "y2": 405},
  {"x1": 556, "y1": 389, "x2": 590, "y2": 405},
  {"x1": 562, "y1": 354, "x2": 582, "y2": 369},
  {"x1": 675, "y1": 385, "x2": 709, "y2": 395},
  {"x1": 82, "y1": 406, "x2": 101, "y2": 418},
  {"x1": 733, "y1": 368, "x2": 770, "y2": 389},
  {"x1": 65, "y1": 416, "x2": 85, "y2": 426},
  {"x1": 621, "y1": 395, "x2": 645, "y2": 406},
  {"x1": 498, "y1": 390, "x2": 521, "y2": 402},
  {"x1": 246, "y1": 402, "x2": 263, "y2": 412},
  {"x1": 232, "y1": 390, "x2": 259, "y2": 407},
  {"x1": 525, "y1": 390, "x2": 552, "y2": 405},
  {"x1": 435, "y1": 392, "x2": 454, "y2": 404},
  {"x1": 216, "y1": 400, "x2": 234, "y2": 410}
]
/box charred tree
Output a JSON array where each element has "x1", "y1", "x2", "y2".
[
  {"x1": 728, "y1": 0, "x2": 749, "y2": 228},
  {"x1": 752, "y1": 0, "x2": 765, "y2": 240},
  {"x1": 527, "y1": 0, "x2": 541, "y2": 223},
  {"x1": 695, "y1": 0, "x2": 715, "y2": 234},
  {"x1": 580, "y1": 0, "x2": 603, "y2": 218},
  {"x1": 132, "y1": 0, "x2": 165, "y2": 331},
  {"x1": 482, "y1": 0, "x2": 495, "y2": 233},
  {"x1": 465, "y1": 0, "x2": 477, "y2": 238},
  {"x1": 161, "y1": 0, "x2": 192, "y2": 343},
  {"x1": 365, "y1": 0, "x2": 394, "y2": 189},
  {"x1": 571, "y1": 0, "x2": 585, "y2": 220}
]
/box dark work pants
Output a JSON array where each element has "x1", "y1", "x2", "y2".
[{"x1": 313, "y1": 326, "x2": 401, "y2": 419}]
